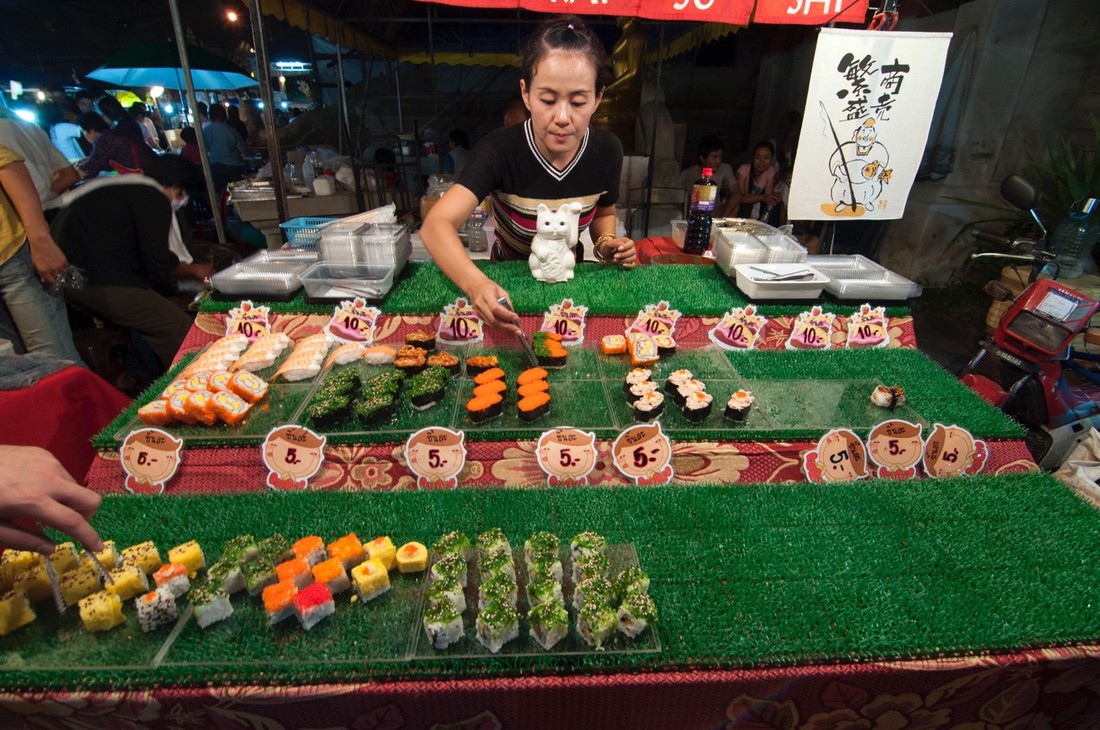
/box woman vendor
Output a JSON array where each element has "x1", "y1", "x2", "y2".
[{"x1": 421, "y1": 15, "x2": 636, "y2": 334}]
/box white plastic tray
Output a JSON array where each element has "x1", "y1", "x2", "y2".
[
  {"x1": 210, "y1": 251, "x2": 316, "y2": 296},
  {"x1": 807, "y1": 255, "x2": 923, "y2": 301},
  {"x1": 733, "y1": 263, "x2": 828, "y2": 300}
]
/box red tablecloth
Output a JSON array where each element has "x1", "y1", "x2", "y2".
[
  {"x1": 636, "y1": 235, "x2": 690, "y2": 264},
  {"x1": 0, "y1": 365, "x2": 130, "y2": 483}
]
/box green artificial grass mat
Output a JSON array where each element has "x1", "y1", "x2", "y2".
[
  {"x1": 4, "y1": 471, "x2": 1100, "y2": 691},
  {"x1": 93, "y1": 346, "x2": 1024, "y2": 450},
  {"x1": 200, "y1": 261, "x2": 912, "y2": 318}
]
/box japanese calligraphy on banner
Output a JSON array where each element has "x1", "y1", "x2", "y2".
[
  {"x1": 420, "y1": 0, "x2": 752, "y2": 25},
  {"x1": 754, "y1": 0, "x2": 868, "y2": 25},
  {"x1": 788, "y1": 29, "x2": 951, "y2": 221}
]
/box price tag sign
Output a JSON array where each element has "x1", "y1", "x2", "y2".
[
  {"x1": 262, "y1": 425, "x2": 327, "y2": 491},
  {"x1": 437, "y1": 298, "x2": 485, "y2": 345},
  {"x1": 802, "y1": 428, "x2": 869, "y2": 483},
  {"x1": 540, "y1": 299, "x2": 588, "y2": 346},
  {"x1": 224, "y1": 301, "x2": 271, "y2": 342},
  {"x1": 611, "y1": 422, "x2": 674, "y2": 486},
  {"x1": 121, "y1": 428, "x2": 183, "y2": 494},
  {"x1": 325, "y1": 298, "x2": 381, "y2": 344},
  {"x1": 922, "y1": 423, "x2": 988, "y2": 478},
  {"x1": 405, "y1": 427, "x2": 467, "y2": 488},
  {"x1": 709, "y1": 305, "x2": 768, "y2": 351},
  {"x1": 846, "y1": 304, "x2": 890, "y2": 349},
  {"x1": 627, "y1": 301, "x2": 681, "y2": 339},
  {"x1": 867, "y1": 420, "x2": 924, "y2": 479},
  {"x1": 536, "y1": 427, "x2": 598, "y2": 486},
  {"x1": 786, "y1": 306, "x2": 836, "y2": 351}
]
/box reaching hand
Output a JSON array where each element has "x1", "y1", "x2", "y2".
[
  {"x1": 467, "y1": 280, "x2": 522, "y2": 337},
  {"x1": 0, "y1": 446, "x2": 103, "y2": 554}
]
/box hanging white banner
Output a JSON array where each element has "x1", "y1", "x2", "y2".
[{"x1": 788, "y1": 29, "x2": 951, "y2": 221}]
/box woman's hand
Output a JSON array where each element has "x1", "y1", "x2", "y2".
[
  {"x1": 0, "y1": 446, "x2": 103, "y2": 554},
  {"x1": 597, "y1": 236, "x2": 636, "y2": 269},
  {"x1": 468, "y1": 278, "x2": 522, "y2": 337},
  {"x1": 28, "y1": 238, "x2": 69, "y2": 285}
]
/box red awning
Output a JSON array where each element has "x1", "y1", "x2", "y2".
[
  {"x1": 753, "y1": 0, "x2": 868, "y2": 25},
  {"x1": 420, "y1": 0, "x2": 753, "y2": 26}
]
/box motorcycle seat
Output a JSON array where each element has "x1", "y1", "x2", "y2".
[{"x1": 1086, "y1": 327, "x2": 1100, "y2": 348}]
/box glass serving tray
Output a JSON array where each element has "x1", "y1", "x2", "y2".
[{"x1": 410, "y1": 543, "x2": 660, "y2": 659}]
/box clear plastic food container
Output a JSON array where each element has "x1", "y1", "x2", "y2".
[
  {"x1": 808, "y1": 255, "x2": 923, "y2": 301},
  {"x1": 299, "y1": 262, "x2": 397, "y2": 300},
  {"x1": 320, "y1": 223, "x2": 411, "y2": 272},
  {"x1": 712, "y1": 228, "x2": 767, "y2": 275},
  {"x1": 763, "y1": 234, "x2": 807, "y2": 264},
  {"x1": 209, "y1": 250, "x2": 317, "y2": 296}
]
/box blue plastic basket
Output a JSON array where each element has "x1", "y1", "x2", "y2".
[{"x1": 279, "y1": 216, "x2": 338, "y2": 248}]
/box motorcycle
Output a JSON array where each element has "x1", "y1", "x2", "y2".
[{"x1": 960, "y1": 175, "x2": 1100, "y2": 470}]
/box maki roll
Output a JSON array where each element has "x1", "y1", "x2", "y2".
[
  {"x1": 405, "y1": 329, "x2": 437, "y2": 351},
  {"x1": 191, "y1": 583, "x2": 233, "y2": 629},
  {"x1": 626, "y1": 380, "x2": 658, "y2": 404},
  {"x1": 78, "y1": 591, "x2": 125, "y2": 633},
  {"x1": 306, "y1": 394, "x2": 351, "y2": 429},
  {"x1": 427, "y1": 351, "x2": 461, "y2": 375},
  {"x1": 664, "y1": 369, "x2": 693, "y2": 395},
  {"x1": 228, "y1": 371, "x2": 268, "y2": 403},
  {"x1": 624, "y1": 368, "x2": 652, "y2": 395},
  {"x1": 617, "y1": 592, "x2": 658, "y2": 639},
  {"x1": 674, "y1": 379, "x2": 707, "y2": 407},
  {"x1": 633, "y1": 391, "x2": 665, "y2": 422},
  {"x1": 682, "y1": 391, "x2": 714, "y2": 422},
  {"x1": 528, "y1": 599, "x2": 569, "y2": 650},
  {"x1": 724, "y1": 389, "x2": 755, "y2": 422},
  {"x1": 262, "y1": 580, "x2": 298, "y2": 624},
  {"x1": 571, "y1": 552, "x2": 610, "y2": 585},
  {"x1": 577, "y1": 600, "x2": 617, "y2": 649},
  {"x1": 293, "y1": 582, "x2": 335, "y2": 631},
  {"x1": 613, "y1": 566, "x2": 651, "y2": 601},
  {"x1": 524, "y1": 532, "x2": 560, "y2": 566},
  {"x1": 465, "y1": 355, "x2": 499, "y2": 377},
  {"x1": 655, "y1": 335, "x2": 677, "y2": 357},
  {"x1": 527, "y1": 555, "x2": 563, "y2": 583},
  {"x1": 311, "y1": 558, "x2": 350, "y2": 594},
  {"x1": 476, "y1": 601, "x2": 520, "y2": 653},
  {"x1": 466, "y1": 393, "x2": 503, "y2": 424},
  {"x1": 516, "y1": 367, "x2": 549, "y2": 386},
  {"x1": 350, "y1": 558, "x2": 391, "y2": 601},
  {"x1": 477, "y1": 528, "x2": 511, "y2": 561},
  {"x1": 599, "y1": 334, "x2": 627, "y2": 355},
  {"x1": 517, "y1": 392, "x2": 551, "y2": 422},
  {"x1": 211, "y1": 391, "x2": 251, "y2": 426},
  {"x1": 431, "y1": 554, "x2": 468, "y2": 587},
  {"x1": 292, "y1": 535, "x2": 326, "y2": 566},
  {"x1": 327, "y1": 533, "x2": 366, "y2": 570},
  {"x1": 424, "y1": 599, "x2": 464, "y2": 649},
  {"x1": 138, "y1": 399, "x2": 173, "y2": 426},
  {"x1": 396, "y1": 542, "x2": 429, "y2": 573},
  {"x1": 152, "y1": 563, "x2": 191, "y2": 599},
  {"x1": 479, "y1": 549, "x2": 516, "y2": 582},
  {"x1": 136, "y1": 588, "x2": 178, "y2": 633},
  {"x1": 570, "y1": 532, "x2": 607, "y2": 562},
  {"x1": 425, "y1": 576, "x2": 466, "y2": 612},
  {"x1": 573, "y1": 576, "x2": 614, "y2": 612},
  {"x1": 526, "y1": 574, "x2": 564, "y2": 607},
  {"x1": 275, "y1": 558, "x2": 314, "y2": 589},
  {"x1": 431, "y1": 531, "x2": 472, "y2": 561},
  {"x1": 517, "y1": 379, "x2": 549, "y2": 398},
  {"x1": 478, "y1": 573, "x2": 518, "y2": 611}
]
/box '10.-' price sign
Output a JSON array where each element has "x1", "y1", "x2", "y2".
[
  {"x1": 627, "y1": 301, "x2": 681, "y2": 339},
  {"x1": 224, "y1": 301, "x2": 271, "y2": 342},
  {"x1": 540, "y1": 299, "x2": 588, "y2": 346},
  {"x1": 325, "y1": 298, "x2": 381, "y2": 344},
  {"x1": 437, "y1": 298, "x2": 485, "y2": 345}
]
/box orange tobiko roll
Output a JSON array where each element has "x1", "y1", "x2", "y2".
[{"x1": 473, "y1": 367, "x2": 505, "y2": 385}]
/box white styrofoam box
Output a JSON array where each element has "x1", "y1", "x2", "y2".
[
  {"x1": 712, "y1": 228, "x2": 767, "y2": 276},
  {"x1": 733, "y1": 263, "x2": 828, "y2": 300}
]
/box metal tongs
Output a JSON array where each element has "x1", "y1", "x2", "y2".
[
  {"x1": 749, "y1": 265, "x2": 815, "y2": 282},
  {"x1": 497, "y1": 296, "x2": 538, "y2": 367},
  {"x1": 42, "y1": 542, "x2": 115, "y2": 615}
]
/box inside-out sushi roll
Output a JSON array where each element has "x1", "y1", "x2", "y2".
[
  {"x1": 577, "y1": 600, "x2": 617, "y2": 649},
  {"x1": 477, "y1": 528, "x2": 511, "y2": 561},
  {"x1": 724, "y1": 390, "x2": 755, "y2": 422},
  {"x1": 617, "y1": 592, "x2": 658, "y2": 639},
  {"x1": 478, "y1": 573, "x2": 518, "y2": 611},
  {"x1": 633, "y1": 391, "x2": 665, "y2": 422},
  {"x1": 350, "y1": 558, "x2": 391, "y2": 601},
  {"x1": 212, "y1": 391, "x2": 251, "y2": 426},
  {"x1": 599, "y1": 334, "x2": 627, "y2": 355},
  {"x1": 138, "y1": 399, "x2": 174, "y2": 426},
  {"x1": 431, "y1": 531, "x2": 472, "y2": 561},
  {"x1": 479, "y1": 547, "x2": 516, "y2": 582},
  {"x1": 293, "y1": 582, "x2": 335, "y2": 631},
  {"x1": 227, "y1": 371, "x2": 268, "y2": 403},
  {"x1": 571, "y1": 552, "x2": 610, "y2": 585},
  {"x1": 424, "y1": 599, "x2": 464, "y2": 649},
  {"x1": 476, "y1": 601, "x2": 520, "y2": 653},
  {"x1": 78, "y1": 590, "x2": 125, "y2": 633},
  {"x1": 431, "y1": 554, "x2": 468, "y2": 587},
  {"x1": 59, "y1": 565, "x2": 100, "y2": 607},
  {"x1": 0, "y1": 590, "x2": 35, "y2": 636},
  {"x1": 152, "y1": 562, "x2": 191, "y2": 599},
  {"x1": 136, "y1": 588, "x2": 178, "y2": 633},
  {"x1": 570, "y1": 532, "x2": 607, "y2": 562},
  {"x1": 528, "y1": 599, "x2": 569, "y2": 650},
  {"x1": 517, "y1": 392, "x2": 551, "y2": 422},
  {"x1": 612, "y1": 566, "x2": 651, "y2": 601},
  {"x1": 682, "y1": 391, "x2": 714, "y2": 422},
  {"x1": 262, "y1": 580, "x2": 298, "y2": 624},
  {"x1": 527, "y1": 555, "x2": 563, "y2": 583},
  {"x1": 525, "y1": 574, "x2": 564, "y2": 607},
  {"x1": 121, "y1": 541, "x2": 163, "y2": 575},
  {"x1": 524, "y1": 532, "x2": 560, "y2": 566},
  {"x1": 106, "y1": 564, "x2": 149, "y2": 601},
  {"x1": 466, "y1": 393, "x2": 503, "y2": 424},
  {"x1": 573, "y1": 576, "x2": 614, "y2": 613},
  {"x1": 192, "y1": 583, "x2": 234, "y2": 628},
  {"x1": 425, "y1": 576, "x2": 465, "y2": 612},
  {"x1": 465, "y1": 355, "x2": 499, "y2": 377}
]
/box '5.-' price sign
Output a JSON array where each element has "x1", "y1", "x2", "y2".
[
  {"x1": 225, "y1": 300, "x2": 271, "y2": 342},
  {"x1": 536, "y1": 427, "x2": 598, "y2": 486},
  {"x1": 610, "y1": 422, "x2": 674, "y2": 486}
]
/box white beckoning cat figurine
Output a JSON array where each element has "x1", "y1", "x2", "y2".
[{"x1": 529, "y1": 201, "x2": 582, "y2": 283}]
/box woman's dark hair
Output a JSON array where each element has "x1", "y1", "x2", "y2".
[
  {"x1": 179, "y1": 126, "x2": 198, "y2": 145},
  {"x1": 95, "y1": 95, "x2": 126, "y2": 122},
  {"x1": 520, "y1": 15, "x2": 608, "y2": 94},
  {"x1": 129, "y1": 102, "x2": 149, "y2": 118},
  {"x1": 696, "y1": 135, "x2": 724, "y2": 159},
  {"x1": 754, "y1": 140, "x2": 776, "y2": 157},
  {"x1": 145, "y1": 155, "x2": 200, "y2": 190},
  {"x1": 209, "y1": 104, "x2": 228, "y2": 123},
  {"x1": 449, "y1": 129, "x2": 469, "y2": 149},
  {"x1": 77, "y1": 111, "x2": 109, "y2": 134}
]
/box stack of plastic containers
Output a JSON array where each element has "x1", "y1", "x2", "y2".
[
  {"x1": 300, "y1": 222, "x2": 412, "y2": 300},
  {"x1": 210, "y1": 249, "x2": 319, "y2": 298}
]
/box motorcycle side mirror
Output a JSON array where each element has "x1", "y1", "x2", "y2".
[{"x1": 1001, "y1": 175, "x2": 1041, "y2": 212}]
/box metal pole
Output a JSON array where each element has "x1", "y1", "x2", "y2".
[
  {"x1": 394, "y1": 59, "x2": 404, "y2": 133},
  {"x1": 248, "y1": 0, "x2": 288, "y2": 227},
  {"x1": 642, "y1": 22, "x2": 665, "y2": 238},
  {"x1": 335, "y1": 23, "x2": 365, "y2": 213},
  {"x1": 167, "y1": 0, "x2": 226, "y2": 245}
]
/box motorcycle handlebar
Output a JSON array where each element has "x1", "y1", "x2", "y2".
[{"x1": 972, "y1": 229, "x2": 1014, "y2": 247}]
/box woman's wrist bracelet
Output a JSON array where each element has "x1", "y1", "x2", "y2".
[{"x1": 594, "y1": 233, "x2": 616, "y2": 263}]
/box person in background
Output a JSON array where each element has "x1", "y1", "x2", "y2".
[
  {"x1": 226, "y1": 104, "x2": 248, "y2": 143},
  {"x1": 502, "y1": 96, "x2": 529, "y2": 128},
  {"x1": 74, "y1": 90, "x2": 97, "y2": 116},
  {"x1": 177, "y1": 126, "x2": 201, "y2": 166},
  {"x1": 78, "y1": 97, "x2": 158, "y2": 177},
  {"x1": 444, "y1": 129, "x2": 470, "y2": 176},
  {"x1": 421, "y1": 15, "x2": 635, "y2": 333},
  {"x1": 50, "y1": 155, "x2": 214, "y2": 371},
  {"x1": 732, "y1": 140, "x2": 778, "y2": 223},
  {"x1": 0, "y1": 113, "x2": 79, "y2": 209},
  {"x1": 195, "y1": 101, "x2": 210, "y2": 129},
  {"x1": 0, "y1": 144, "x2": 82, "y2": 361},
  {"x1": 129, "y1": 102, "x2": 162, "y2": 151},
  {"x1": 680, "y1": 136, "x2": 736, "y2": 215},
  {"x1": 202, "y1": 104, "x2": 248, "y2": 195},
  {"x1": 0, "y1": 445, "x2": 103, "y2": 555}
]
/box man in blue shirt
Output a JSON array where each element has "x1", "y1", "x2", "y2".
[{"x1": 202, "y1": 104, "x2": 248, "y2": 195}]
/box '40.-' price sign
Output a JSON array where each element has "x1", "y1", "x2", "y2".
[{"x1": 224, "y1": 301, "x2": 271, "y2": 342}]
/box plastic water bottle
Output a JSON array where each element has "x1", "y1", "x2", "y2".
[
  {"x1": 1049, "y1": 198, "x2": 1098, "y2": 279},
  {"x1": 302, "y1": 152, "x2": 317, "y2": 190},
  {"x1": 684, "y1": 167, "x2": 718, "y2": 255}
]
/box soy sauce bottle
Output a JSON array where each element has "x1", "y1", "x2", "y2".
[{"x1": 685, "y1": 167, "x2": 717, "y2": 255}]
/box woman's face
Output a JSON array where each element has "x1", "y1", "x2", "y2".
[
  {"x1": 521, "y1": 50, "x2": 601, "y2": 164},
  {"x1": 753, "y1": 147, "x2": 774, "y2": 174}
]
